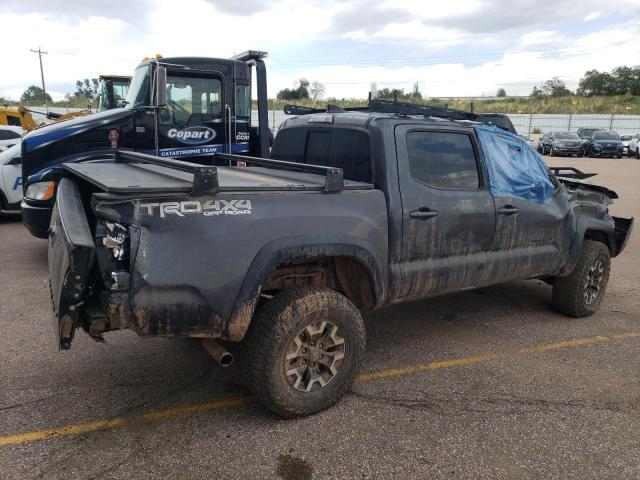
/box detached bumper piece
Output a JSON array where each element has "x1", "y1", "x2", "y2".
[
  {"x1": 613, "y1": 216, "x2": 634, "y2": 256},
  {"x1": 48, "y1": 178, "x2": 95, "y2": 349}
]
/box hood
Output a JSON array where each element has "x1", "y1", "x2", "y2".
[
  {"x1": 23, "y1": 108, "x2": 133, "y2": 154},
  {"x1": 557, "y1": 177, "x2": 618, "y2": 199}
]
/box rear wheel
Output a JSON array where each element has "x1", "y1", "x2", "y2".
[
  {"x1": 242, "y1": 286, "x2": 366, "y2": 418},
  {"x1": 552, "y1": 240, "x2": 611, "y2": 317}
]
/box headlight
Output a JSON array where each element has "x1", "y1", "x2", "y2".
[
  {"x1": 593, "y1": 142, "x2": 601, "y2": 148},
  {"x1": 25, "y1": 181, "x2": 56, "y2": 201}
]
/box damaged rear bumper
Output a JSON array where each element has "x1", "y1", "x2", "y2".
[{"x1": 613, "y1": 216, "x2": 634, "y2": 255}]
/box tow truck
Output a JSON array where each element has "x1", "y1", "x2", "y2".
[{"x1": 21, "y1": 51, "x2": 270, "y2": 237}]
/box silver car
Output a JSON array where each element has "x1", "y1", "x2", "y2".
[{"x1": 625, "y1": 134, "x2": 640, "y2": 158}]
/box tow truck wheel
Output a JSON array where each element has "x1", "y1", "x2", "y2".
[
  {"x1": 242, "y1": 286, "x2": 365, "y2": 418},
  {"x1": 552, "y1": 240, "x2": 611, "y2": 317}
]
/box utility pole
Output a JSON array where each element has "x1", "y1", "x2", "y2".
[{"x1": 30, "y1": 47, "x2": 49, "y2": 113}]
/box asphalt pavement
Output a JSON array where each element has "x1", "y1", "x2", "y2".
[{"x1": 0, "y1": 157, "x2": 638, "y2": 479}]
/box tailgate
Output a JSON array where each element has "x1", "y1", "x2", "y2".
[{"x1": 48, "y1": 178, "x2": 95, "y2": 349}]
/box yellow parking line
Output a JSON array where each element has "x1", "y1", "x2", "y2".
[
  {"x1": 0, "y1": 418, "x2": 126, "y2": 447},
  {"x1": 0, "y1": 331, "x2": 638, "y2": 447},
  {"x1": 355, "y1": 354, "x2": 501, "y2": 382},
  {"x1": 142, "y1": 396, "x2": 255, "y2": 421},
  {"x1": 519, "y1": 335, "x2": 610, "y2": 353}
]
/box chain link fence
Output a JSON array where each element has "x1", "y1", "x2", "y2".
[{"x1": 253, "y1": 110, "x2": 640, "y2": 136}]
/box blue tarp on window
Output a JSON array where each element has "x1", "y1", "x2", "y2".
[{"x1": 475, "y1": 124, "x2": 554, "y2": 203}]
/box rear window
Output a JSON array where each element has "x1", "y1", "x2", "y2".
[
  {"x1": 271, "y1": 127, "x2": 372, "y2": 183},
  {"x1": 555, "y1": 132, "x2": 579, "y2": 139},
  {"x1": 6, "y1": 116, "x2": 21, "y2": 127},
  {"x1": 406, "y1": 131, "x2": 479, "y2": 189},
  {"x1": 594, "y1": 132, "x2": 619, "y2": 140}
]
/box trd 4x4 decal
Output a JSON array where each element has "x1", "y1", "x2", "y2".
[{"x1": 138, "y1": 200, "x2": 252, "y2": 218}]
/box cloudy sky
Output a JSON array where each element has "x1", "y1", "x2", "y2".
[{"x1": 1, "y1": 0, "x2": 639, "y2": 101}]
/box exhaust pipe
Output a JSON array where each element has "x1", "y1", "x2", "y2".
[{"x1": 202, "y1": 339, "x2": 233, "y2": 367}]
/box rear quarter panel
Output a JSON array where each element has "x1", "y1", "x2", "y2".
[{"x1": 93, "y1": 189, "x2": 388, "y2": 339}]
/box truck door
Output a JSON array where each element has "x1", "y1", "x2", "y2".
[
  {"x1": 136, "y1": 70, "x2": 233, "y2": 159},
  {"x1": 393, "y1": 125, "x2": 497, "y2": 300},
  {"x1": 478, "y1": 127, "x2": 571, "y2": 280}
]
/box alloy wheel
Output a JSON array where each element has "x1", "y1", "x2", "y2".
[{"x1": 284, "y1": 321, "x2": 346, "y2": 392}]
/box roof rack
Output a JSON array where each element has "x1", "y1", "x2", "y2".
[{"x1": 283, "y1": 98, "x2": 517, "y2": 134}]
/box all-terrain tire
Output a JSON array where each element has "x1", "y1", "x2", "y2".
[
  {"x1": 242, "y1": 286, "x2": 366, "y2": 418},
  {"x1": 552, "y1": 240, "x2": 611, "y2": 317}
]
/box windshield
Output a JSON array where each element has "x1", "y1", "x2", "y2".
[
  {"x1": 580, "y1": 128, "x2": 599, "y2": 137},
  {"x1": 620, "y1": 135, "x2": 632, "y2": 141},
  {"x1": 594, "y1": 132, "x2": 619, "y2": 140},
  {"x1": 555, "y1": 132, "x2": 579, "y2": 139},
  {"x1": 125, "y1": 66, "x2": 150, "y2": 108}
]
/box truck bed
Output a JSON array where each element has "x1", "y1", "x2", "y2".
[{"x1": 65, "y1": 161, "x2": 373, "y2": 194}]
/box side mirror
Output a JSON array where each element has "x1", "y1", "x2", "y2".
[
  {"x1": 155, "y1": 66, "x2": 167, "y2": 107},
  {"x1": 7, "y1": 155, "x2": 21, "y2": 166}
]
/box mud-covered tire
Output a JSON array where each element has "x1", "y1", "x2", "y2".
[
  {"x1": 242, "y1": 286, "x2": 366, "y2": 418},
  {"x1": 552, "y1": 240, "x2": 611, "y2": 317}
]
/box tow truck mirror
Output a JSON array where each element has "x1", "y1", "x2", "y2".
[{"x1": 155, "y1": 66, "x2": 167, "y2": 107}]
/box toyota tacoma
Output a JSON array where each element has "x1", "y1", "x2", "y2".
[{"x1": 45, "y1": 109, "x2": 633, "y2": 417}]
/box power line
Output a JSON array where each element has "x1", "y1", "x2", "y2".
[{"x1": 30, "y1": 47, "x2": 49, "y2": 114}]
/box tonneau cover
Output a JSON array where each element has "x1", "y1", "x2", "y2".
[{"x1": 64, "y1": 161, "x2": 373, "y2": 194}]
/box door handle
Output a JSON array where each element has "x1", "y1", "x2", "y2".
[
  {"x1": 497, "y1": 205, "x2": 519, "y2": 215},
  {"x1": 410, "y1": 208, "x2": 439, "y2": 219}
]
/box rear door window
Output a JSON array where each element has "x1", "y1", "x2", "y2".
[
  {"x1": 271, "y1": 127, "x2": 372, "y2": 183},
  {"x1": 406, "y1": 131, "x2": 480, "y2": 189}
]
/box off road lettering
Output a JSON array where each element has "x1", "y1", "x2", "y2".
[{"x1": 138, "y1": 200, "x2": 252, "y2": 218}]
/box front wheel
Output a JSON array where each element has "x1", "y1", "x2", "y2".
[
  {"x1": 552, "y1": 240, "x2": 611, "y2": 317},
  {"x1": 242, "y1": 286, "x2": 366, "y2": 418}
]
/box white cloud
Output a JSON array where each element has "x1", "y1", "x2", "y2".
[
  {"x1": 520, "y1": 30, "x2": 559, "y2": 46},
  {"x1": 584, "y1": 12, "x2": 603, "y2": 21},
  {"x1": 0, "y1": 1, "x2": 639, "y2": 101}
]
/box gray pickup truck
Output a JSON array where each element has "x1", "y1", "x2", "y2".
[{"x1": 48, "y1": 111, "x2": 633, "y2": 417}]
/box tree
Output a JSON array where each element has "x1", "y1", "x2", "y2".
[
  {"x1": 530, "y1": 85, "x2": 544, "y2": 97},
  {"x1": 577, "y1": 66, "x2": 640, "y2": 96},
  {"x1": 610, "y1": 66, "x2": 640, "y2": 95},
  {"x1": 542, "y1": 77, "x2": 572, "y2": 97},
  {"x1": 496, "y1": 88, "x2": 507, "y2": 97},
  {"x1": 309, "y1": 81, "x2": 326, "y2": 101},
  {"x1": 74, "y1": 78, "x2": 100, "y2": 100},
  {"x1": 20, "y1": 85, "x2": 53, "y2": 104},
  {"x1": 370, "y1": 82, "x2": 378, "y2": 99},
  {"x1": 411, "y1": 82, "x2": 423, "y2": 100},
  {"x1": 276, "y1": 78, "x2": 310, "y2": 101},
  {"x1": 577, "y1": 70, "x2": 614, "y2": 96}
]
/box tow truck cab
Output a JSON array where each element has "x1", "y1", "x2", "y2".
[
  {"x1": 97, "y1": 75, "x2": 132, "y2": 112},
  {"x1": 21, "y1": 51, "x2": 270, "y2": 238}
]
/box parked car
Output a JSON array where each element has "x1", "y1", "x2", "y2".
[
  {"x1": 539, "y1": 131, "x2": 583, "y2": 156},
  {"x1": 0, "y1": 142, "x2": 22, "y2": 215},
  {"x1": 45, "y1": 110, "x2": 633, "y2": 417},
  {"x1": 628, "y1": 133, "x2": 640, "y2": 158},
  {"x1": 585, "y1": 131, "x2": 624, "y2": 158},
  {"x1": 576, "y1": 127, "x2": 605, "y2": 155},
  {"x1": 0, "y1": 125, "x2": 23, "y2": 152},
  {"x1": 620, "y1": 134, "x2": 633, "y2": 156}
]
